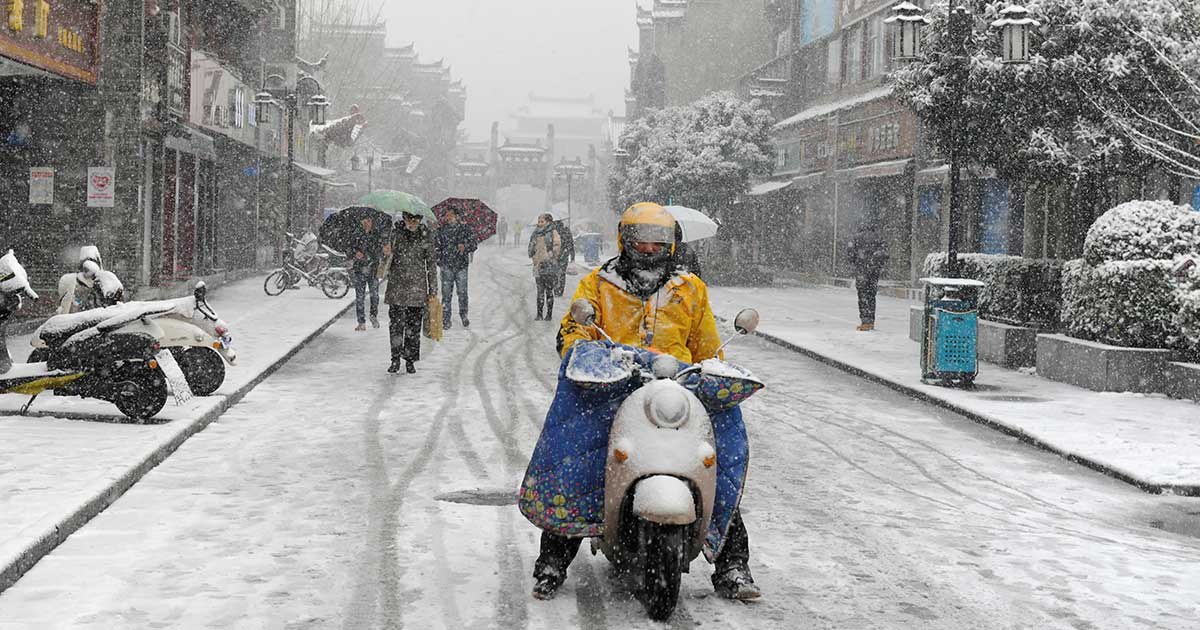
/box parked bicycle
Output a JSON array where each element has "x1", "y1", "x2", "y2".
[{"x1": 264, "y1": 232, "x2": 351, "y2": 299}]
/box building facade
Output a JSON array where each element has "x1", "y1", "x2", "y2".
[{"x1": 0, "y1": 0, "x2": 326, "y2": 308}]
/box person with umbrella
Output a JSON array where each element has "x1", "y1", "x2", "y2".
[
  {"x1": 384, "y1": 212, "x2": 437, "y2": 373},
  {"x1": 349, "y1": 214, "x2": 390, "y2": 331},
  {"x1": 434, "y1": 208, "x2": 478, "y2": 329}
]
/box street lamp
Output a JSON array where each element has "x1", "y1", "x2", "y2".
[
  {"x1": 254, "y1": 73, "x2": 330, "y2": 235},
  {"x1": 883, "y1": 2, "x2": 930, "y2": 61},
  {"x1": 888, "y1": 1, "x2": 1035, "y2": 276},
  {"x1": 555, "y1": 158, "x2": 589, "y2": 230}
]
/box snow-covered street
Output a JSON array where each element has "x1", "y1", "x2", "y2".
[{"x1": 0, "y1": 247, "x2": 1197, "y2": 629}]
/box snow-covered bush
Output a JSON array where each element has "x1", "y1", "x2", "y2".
[
  {"x1": 1177, "y1": 287, "x2": 1200, "y2": 352},
  {"x1": 1061, "y1": 259, "x2": 1187, "y2": 351},
  {"x1": 923, "y1": 253, "x2": 1062, "y2": 326},
  {"x1": 1082, "y1": 200, "x2": 1200, "y2": 264}
]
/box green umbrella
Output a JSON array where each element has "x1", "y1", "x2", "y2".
[{"x1": 358, "y1": 190, "x2": 436, "y2": 221}]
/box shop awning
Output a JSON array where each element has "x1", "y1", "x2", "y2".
[
  {"x1": 791, "y1": 172, "x2": 826, "y2": 189},
  {"x1": 164, "y1": 125, "x2": 218, "y2": 161},
  {"x1": 748, "y1": 180, "x2": 792, "y2": 196},
  {"x1": 293, "y1": 162, "x2": 338, "y2": 179},
  {"x1": 837, "y1": 158, "x2": 912, "y2": 180}
]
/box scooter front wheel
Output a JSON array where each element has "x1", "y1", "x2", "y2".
[
  {"x1": 113, "y1": 366, "x2": 168, "y2": 421},
  {"x1": 172, "y1": 347, "x2": 225, "y2": 396},
  {"x1": 639, "y1": 521, "x2": 686, "y2": 621}
]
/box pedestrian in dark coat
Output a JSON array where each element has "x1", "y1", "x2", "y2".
[
  {"x1": 673, "y1": 223, "x2": 702, "y2": 279},
  {"x1": 553, "y1": 220, "x2": 575, "y2": 297},
  {"x1": 846, "y1": 221, "x2": 888, "y2": 331},
  {"x1": 498, "y1": 216, "x2": 509, "y2": 247},
  {"x1": 434, "y1": 209, "x2": 478, "y2": 329},
  {"x1": 350, "y1": 217, "x2": 388, "y2": 331},
  {"x1": 529, "y1": 213, "x2": 563, "y2": 321},
  {"x1": 385, "y1": 212, "x2": 437, "y2": 373}
]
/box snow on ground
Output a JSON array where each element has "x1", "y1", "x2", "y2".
[
  {"x1": 0, "y1": 275, "x2": 351, "y2": 580},
  {"x1": 0, "y1": 249, "x2": 1198, "y2": 629},
  {"x1": 707, "y1": 283, "x2": 1200, "y2": 489}
]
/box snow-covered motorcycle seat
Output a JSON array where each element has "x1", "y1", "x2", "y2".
[{"x1": 36, "y1": 301, "x2": 177, "y2": 347}]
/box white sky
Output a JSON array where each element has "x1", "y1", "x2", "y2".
[{"x1": 381, "y1": 1, "x2": 639, "y2": 141}]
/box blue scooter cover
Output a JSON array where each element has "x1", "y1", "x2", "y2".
[{"x1": 518, "y1": 341, "x2": 750, "y2": 558}]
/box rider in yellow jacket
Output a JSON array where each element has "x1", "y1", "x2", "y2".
[{"x1": 536, "y1": 202, "x2": 759, "y2": 602}]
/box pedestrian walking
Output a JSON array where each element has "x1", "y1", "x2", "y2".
[
  {"x1": 384, "y1": 212, "x2": 437, "y2": 374},
  {"x1": 513, "y1": 221, "x2": 524, "y2": 249},
  {"x1": 498, "y1": 216, "x2": 509, "y2": 247},
  {"x1": 673, "y1": 223, "x2": 702, "y2": 278},
  {"x1": 350, "y1": 216, "x2": 388, "y2": 331},
  {"x1": 846, "y1": 219, "x2": 888, "y2": 332},
  {"x1": 553, "y1": 219, "x2": 575, "y2": 297},
  {"x1": 529, "y1": 213, "x2": 563, "y2": 320},
  {"x1": 434, "y1": 208, "x2": 477, "y2": 329}
]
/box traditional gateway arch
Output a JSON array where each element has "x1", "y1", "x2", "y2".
[{"x1": 451, "y1": 95, "x2": 620, "y2": 233}]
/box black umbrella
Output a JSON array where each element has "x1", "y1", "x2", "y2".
[{"x1": 319, "y1": 206, "x2": 393, "y2": 255}]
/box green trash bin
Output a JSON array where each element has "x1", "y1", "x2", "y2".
[{"x1": 920, "y1": 277, "x2": 985, "y2": 386}]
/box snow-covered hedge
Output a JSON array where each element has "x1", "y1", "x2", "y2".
[
  {"x1": 923, "y1": 253, "x2": 1062, "y2": 326},
  {"x1": 1061, "y1": 200, "x2": 1200, "y2": 357},
  {"x1": 1060, "y1": 259, "x2": 1187, "y2": 351},
  {"x1": 1083, "y1": 200, "x2": 1200, "y2": 264}
]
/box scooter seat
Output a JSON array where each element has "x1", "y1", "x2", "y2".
[{"x1": 36, "y1": 301, "x2": 177, "y2": 347}]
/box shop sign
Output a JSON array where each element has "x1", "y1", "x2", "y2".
[
  {"x1": 29, "y1": 166, "x2": 54, "y2": 204},
  {"x1": 86, "y1": 167, "x2": 115, "y2": 208},
  {"x1": 0, "y1": 0, "x2": 99, "y2": 84}
]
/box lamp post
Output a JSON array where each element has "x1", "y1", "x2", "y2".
[
  {"x1": 254, "y1": 74, "x2": 330, "y2": 237},
  {"x1": 887, "y1": 1, "x2": 1037, "y2": 276},
  {"x1": 555, "y1": 158, "x2": 589, "y2": 230}
]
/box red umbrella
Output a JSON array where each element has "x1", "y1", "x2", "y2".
[{"x1": 433, "y1": 198, "x2": 498, "y2": 243}]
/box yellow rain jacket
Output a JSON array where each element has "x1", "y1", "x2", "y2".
[{"x1": 557, "y1": 265, "x2": 723, "y2": 364}]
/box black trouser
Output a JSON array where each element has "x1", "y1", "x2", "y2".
[
  {"x1": 856, "y1": 274, "x2": 879, "y2": 324},
  {"x1": 533, "y1": 509, "x2": 752, "y2": 584},
  {"x1": 388, "y1": 305, "x2": 423, "y2": 362},
  {"x1": 535, "y1": 273, "x2": 555, "y2": 318}
]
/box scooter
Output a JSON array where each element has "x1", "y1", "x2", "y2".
[
  {"x1": 33, "y1": 272, "x2": 236, "y2": 397},
  {"x1": 0, "y1": 251, "x2": 175, "y2": 420},
  {"x1": 565, "y1": 300, "x2": 763, "y2": 621}
]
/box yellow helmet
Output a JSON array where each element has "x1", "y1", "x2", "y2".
[{"x1": 618, "y1": 202, "x2": 677, "y2": 257}]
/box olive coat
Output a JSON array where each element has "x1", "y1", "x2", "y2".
[{"x1": 385, "y1": 224, "x2": 437, "y2": 307}]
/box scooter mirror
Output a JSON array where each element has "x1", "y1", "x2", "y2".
[
  {"x1": 570, "y1": 299, "x2": 597, "y2": 327},
  {"x1": 733, "y1": 309, "x2": 760, "y2": 335}
]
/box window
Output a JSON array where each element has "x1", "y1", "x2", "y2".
[
  {"x1": 844, "y1": 23, "x2": 863, "y2": 84},
  {"x1": 776, "y1": 28, "x2": 792, "y2": 58},
  {"x1": 866, "y1": 15, "x2": 886, "y2": 79},
  {"x1": 826, "y1": 36, "x2": 841, "y2": 85}
]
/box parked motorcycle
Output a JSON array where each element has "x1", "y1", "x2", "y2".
[
  {"x1": 563, "y1": 300, "x2": 762, "y2": 620},
  {"x1": 0, "y1": 251, "x2": 175, "y2": 420},
  {"x1": 33, "y1": 272, "x2": 235, "y2": 397}
]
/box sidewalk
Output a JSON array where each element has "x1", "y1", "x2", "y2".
[
  {"x1": 709, "y1": 283, "x2": 1200, "y2": 495},
  {"x1": 0, "y1": 275, "x2": 352, "y2": 592}
]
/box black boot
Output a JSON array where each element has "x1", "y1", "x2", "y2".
[
  {"x1": 405, "y1": 360, "x2": 416, "y2": 374},
  {"x1": 387, "y1": 359, "x2": 402, "y2": 374}
]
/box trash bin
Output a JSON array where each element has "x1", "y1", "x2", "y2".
[{"x1": 920, "y1": 277, "x2": 985, "y2": 386}]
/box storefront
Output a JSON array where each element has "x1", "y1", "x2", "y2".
[{"x1": 0, "y1": 1, "x2": 104, "y2": 300}]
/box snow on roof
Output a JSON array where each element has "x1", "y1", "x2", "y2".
[
  {"x1": 748, "y1": 180, "x2": 792, "y2": 196},
  {"x1": 921, "y1": 277, "x2": 987, "y2": 287},
  {"x1": 775, "y1": 86, "x2": 894, "y2": 130}
]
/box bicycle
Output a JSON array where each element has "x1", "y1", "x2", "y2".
[{"x1": 264, "y1": 233, "x2": 351, "y2": 299}]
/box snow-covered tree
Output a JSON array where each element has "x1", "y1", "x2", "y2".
[
  {"x1": 890, "y1": 0, "x2": 1200, "y2": 253},
  {"x1": 611, "y1": 92, "x2": 775, "y2": 216}
]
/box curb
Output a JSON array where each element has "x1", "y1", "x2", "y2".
[
  {"x1": 0, "y1": 301, "x2": 354, "y2": 594},
  {"x1": 739, "y1": 325, "x2": 1200, "y2": 498}
]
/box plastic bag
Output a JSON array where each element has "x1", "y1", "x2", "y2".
[{"x1": 424, "y1": 295, "x2": 443, "y2": 341}]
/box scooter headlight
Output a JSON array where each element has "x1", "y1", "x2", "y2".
[{"x1": 644, "y1": 386, "x2": 689, "y2": 429}]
